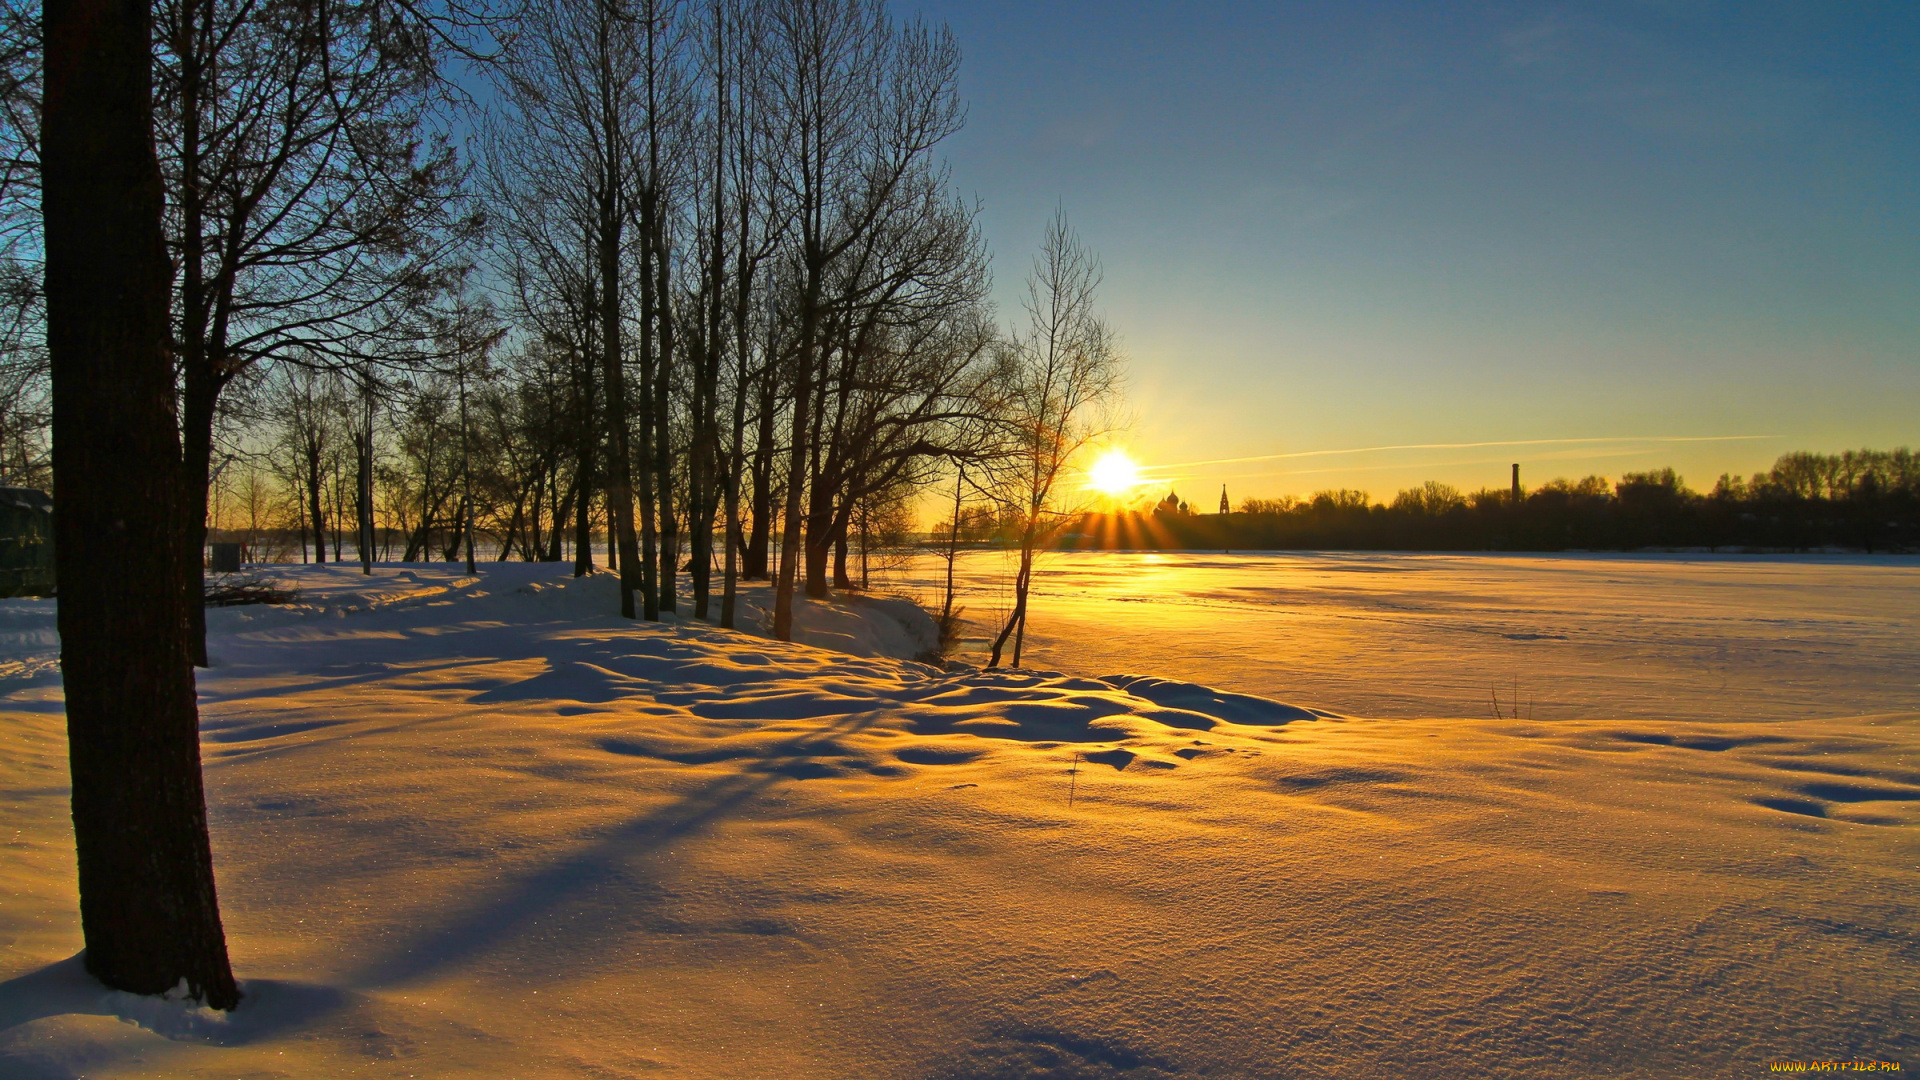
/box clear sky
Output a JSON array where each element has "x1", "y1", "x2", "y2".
[{"x1": 903, "y1": 0, "x2": 1920, "y2": 503}]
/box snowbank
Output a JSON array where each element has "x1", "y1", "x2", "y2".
[{"x1": 0, "y1": 562, "x2": 1913, "y2": 1078}]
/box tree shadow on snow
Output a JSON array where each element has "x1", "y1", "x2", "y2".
[
  {"x1": 349, "y1": 708, "x2": 885, "y2": 990},
  {"x1": 0, "y1": 952, "x2": 355, "y2": 1046},
  {"x1": 1, "y1": 712, "x2": 879, "y2": 1071}
]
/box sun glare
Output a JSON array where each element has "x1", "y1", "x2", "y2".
[{"x1": 1087, "y1": 448, "x2": 1142, "y2": 495}]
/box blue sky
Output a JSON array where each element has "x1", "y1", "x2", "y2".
[{"x1": 903, "y1": 0, "x2": 1919, "y2": 500}]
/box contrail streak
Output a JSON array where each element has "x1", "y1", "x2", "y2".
[
  {"x1": 1136, "y1": 434, "x2": 1777, "y2": 473},
  {"x1": 1151, "y1": 448, "x2": 1682, "y2": 484}
]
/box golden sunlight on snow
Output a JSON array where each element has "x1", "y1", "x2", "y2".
[{"x1": 0, "y1": 564, "x2": 1915, "y2": 1078}]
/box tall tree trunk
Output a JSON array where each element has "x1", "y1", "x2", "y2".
[
  {"x1": 804, "y1": 507, "x2": 834, "y2": 596},
  {"x1": 940, "y1": 465, "x2": 963, "y2": 633},
  {"x1": 599, "y1": 200, "x2": 641, "y2": 615},
  {"x1": 690, "y1": 418, "x2": 713, "y2": 619},
  {"x1": 773, "y1": 275, "x2": 824, "y2": 640},
  {"x1": 552, "y1": 471, "x2": 577, "y2": 563},
  {"x1": 573, "y1": 470, "x2": 593, "y2": 574},
  {"x1": 306, "y1": 445, "x2": 325, "y2": 564},
  {"x1": 744, "y1": 377, "x2": 775, "y2": 578},
  {"x1": 801, "y1": 354, "x2": 833, "y2": 599},
  {"x1": 1010, "y1": 559, "x2": 1032, "y2": 667},
  {"x1": 652, "y1": 251, "x2": 677, "y2": 615},
  {"x1": 42, "y1": 0, "x2": 238, "y2": 1007},
  {"x1": 720, "y1": 304, "x2": 752, "y2": 628},
  {"x1": 635, "y1": 230, "x2": 661, "y2": 621},
  {"x1": 573, "y1": 357, "x2": 596, "y2": 576},
  {"x1": 357, "y1": 375, "x2": 374, "y2": 574},
  {"x1": 987, "y1": 528, "x2": 1037, "y2": 669},
  {"x1": 832, "y1": 517, "x2": 852, "y2": 591},
  {"x1": 720, "y1": 458, "x2": 741, "y2": 628}
]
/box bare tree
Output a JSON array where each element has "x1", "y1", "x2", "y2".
[
  {"x1": 986, "y1": 212, "x2": 1119, "y2": 668},
  {"x1": 764, "y1": 0, "x2": 963, "y2": 640},
  {"x1": 42, "y1": 0, "x2": 237, "y2": 1007},
  {"x1": 273, "y1": 365, "x2": 345, "y2": 563},
  {"x1": 490, "y1": 0, "x2": 655, "y2": 616},
  {"x1": 153, "y1": 0, "x2": 477, "y2": 662},
  {"x1": 477, "y1": 116, "x2": 605, "y2": 576}
]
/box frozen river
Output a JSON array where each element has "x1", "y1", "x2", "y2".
[{"x1": 892, "y1": 550, "x2": 1920, "y2": 723}]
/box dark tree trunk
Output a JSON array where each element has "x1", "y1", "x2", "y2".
[
  {"x1": 801, "y1": 353, "x2": 833, "y2": 599},
  {"x1": 804, "y1": 500, "x2": 834, "y2": 597},
  {"x1": 572, "y1": 355, "x2": 596, "y2": 576},
  {"x1": 720, "y1": 464, "x2": 741, "y2": 627},
  {"x1": 635, "y1": 240, "x2": 660, "y2": 621},
  {"x1": 690, "y1": 467, "x2": 713, "y2": 619},
  {"x1": 744, "y1": 387, "x2": 775, "y2": 578},
  {"x1": 652, "y1": 238, "x2": 677, "y2": 615},
  {"x1": 573, "y1": 475, "x2": 593, "y2": 575},
  {"x1": 833, "y1": 519, "x2": 852, "y2": 591},
  {"x1": 42, "y1": 0, "x2": 238, "y2": 1008},
  {"x1": 988, "y1": 527, "x2": 1038, "y2": 669},
  {"x1": 774, "y1": 282, "x2": 823, "y2": 640},
  {"x1": 940, "y1": 465, "x2": 963, "y2": 632},
  {"x1": 305, "y1": 447, "x2": 325, "y2": 564},
  {"x1": 553, "y1": 471, "x2": 577, "y2": 564},
  {"x1": 719, "y1": 351, "x2": 748, "y2": 627},
  {"x1": 355, "y1": 429, "x2": 374, "y2": 572},
  {"x1": 600, "y1": 201, "x2": 642, "y2": 616}
]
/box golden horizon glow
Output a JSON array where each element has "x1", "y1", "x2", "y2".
[{"x1": 1087, "y1": 448, "x2": 1143, "y2": 495}]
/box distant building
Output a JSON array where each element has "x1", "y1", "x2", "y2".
[
  {"x1": 1219, "y1": 485, "x2": 1229, "y2": 514},
  {"x1": 0, "y1": 486, "x2": 54, "y2": 597}
]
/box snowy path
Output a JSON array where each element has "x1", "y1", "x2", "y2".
[{"x1": 0, "y1": 563, "x2": 1914, "y2": 1078}]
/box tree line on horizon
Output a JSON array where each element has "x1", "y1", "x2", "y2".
[{"x1": 1039, "y1": 448, "x2": 1920, "y2": 553}]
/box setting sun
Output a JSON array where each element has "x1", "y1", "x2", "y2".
[{"x1": 1087, "y1": 448, "x2": 1142, "y2": 495}]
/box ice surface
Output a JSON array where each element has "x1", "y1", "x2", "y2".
[
  {"x1": 0, "y1": 560, "x2": 1914, "y2": 1078},
  {"x1": 903, "y1": 550, "x2": 1920, "y2": 722}
]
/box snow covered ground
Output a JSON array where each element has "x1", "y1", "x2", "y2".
[
  {"x1": 0, "y1": 560, "x2": 1915, "y2": 1078},
  {"x1": 903, "y1": 550, "x2": 1920, "y2": 723}
]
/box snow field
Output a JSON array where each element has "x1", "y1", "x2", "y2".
[{"x1": 0, "y1": 561, "x2": 1914, "y2": 1078}]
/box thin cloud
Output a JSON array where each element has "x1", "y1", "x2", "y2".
[
  {"x1": 1158, "y1": 447, "x2": 1682, "y2": 486},
  {"x1": 1137, "y1": 434, "x2": 1777, "y2": 474}
]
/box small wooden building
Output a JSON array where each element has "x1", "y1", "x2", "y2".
[{"x1": 0, "y1": 486, "x2": 54, "y2": 597}]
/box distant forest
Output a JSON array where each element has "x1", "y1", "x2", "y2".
[{"x1": 1052, "y1": 449, "x2": 1920, "y2": 554}]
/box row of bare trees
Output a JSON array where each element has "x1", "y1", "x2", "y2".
[
  {"x1": 482, "y1": 0, "x2": 988, "y2": 633},
  {"x1": 469, "y1": 0, "x2": 1119, "y2": 646},
  {"x1": 5, "y1": 0, "x2": 1125, "y2": 657}
]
